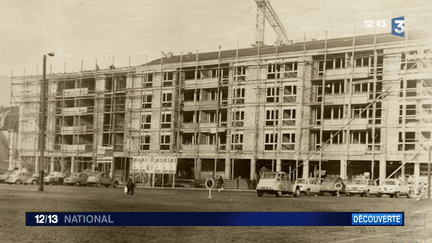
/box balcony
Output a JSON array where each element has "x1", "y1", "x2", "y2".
[
  {"x1": 57, "y1": 144, "x2": 92, "y2": 152},
  {"x1": 181, "y1": 144, "x2": 217, "y2": 153},
  {"x1": 62, "y1": 88, "x2": 89, "y2": 97},
  {"x1": 61, "y1": 107, "x2": 89, "y2": 115},
  {"x1": 59, "y1": 125, "x2": 91, "y2": 135},
  {"x1": 322, "y1": 119, "x2": 345, "y2": 128},
  {"x1": 322, "y1": 144, "x2": 367, "y2": 155},
  {"x1": 184, "y1": 77, "x2": 218, "y2": 88}
]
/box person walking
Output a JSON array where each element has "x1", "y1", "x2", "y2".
[
  {"x1": 127, "y1": 174, "x2": 135, "y2": 195},
  {"x1": 217, "y1": 176, "x2": 224, "y2": 192}
]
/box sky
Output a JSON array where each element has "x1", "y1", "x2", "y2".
[{"x1": 0, "y1": 0, "x2": 431, "y2": 107}]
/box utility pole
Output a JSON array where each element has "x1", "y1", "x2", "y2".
[
  {"x1": 39, "y1": 53, "x2": 54, "y2": 191},
  {"x1": 428, "y1": 144, "x2": 431, "y2": 199}
]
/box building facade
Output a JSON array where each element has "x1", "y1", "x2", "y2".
[{"x1": 12, "y1": 32, "x2": 432, "y2": 186}]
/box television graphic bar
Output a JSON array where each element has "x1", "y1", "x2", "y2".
[{"x1": 26, "y1": 212, "x2": 404, "y2": 226}]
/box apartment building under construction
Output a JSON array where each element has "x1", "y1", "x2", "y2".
[{"x1": 10, "y1": 31, "x2": 432, "y2": 186}]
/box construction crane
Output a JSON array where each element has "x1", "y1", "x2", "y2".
[{"x1": 255, "y1": 0, "x2": 291, "y2": 46}]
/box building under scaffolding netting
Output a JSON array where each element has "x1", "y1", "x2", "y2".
[{"x1": 9, "y1": 31, "x2": 432, "y2": 189}]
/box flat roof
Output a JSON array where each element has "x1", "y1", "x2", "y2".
[{"x1": 145, "y1": 31, "x2": 430, "y2": 66}]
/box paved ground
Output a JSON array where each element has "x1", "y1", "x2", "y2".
[{"x1": 1, "y1": 184, "x2": 431, "y2": 243}]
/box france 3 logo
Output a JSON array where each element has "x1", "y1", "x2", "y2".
[{"x1": 391, "y1": 16, "x2": 405, "y2": 37}]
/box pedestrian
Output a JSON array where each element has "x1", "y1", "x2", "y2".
[
  {"x1": 218, "y1": 176, "x2": 224, "y2": 192},
  {"x1": 127, "y1": 174, "x2": 135, "y2": 195}
]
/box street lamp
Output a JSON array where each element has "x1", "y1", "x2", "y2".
[{"x1": 39, "y1": 52, "x2": 55, "y2": 191}]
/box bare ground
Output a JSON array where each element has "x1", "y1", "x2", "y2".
[{"x1": 0, "y1": 184, "x2": 431, "y2": 243}]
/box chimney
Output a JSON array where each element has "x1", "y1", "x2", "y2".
[
  {"x1": 311, "y1": 38, "x2": 317, "y2": 41},
  {"x1": 187, "y1": 52, "x2": 193, "y2": 55},
  {"x1": 166, "y1": 52, "x2": 173, "y2": 58}
]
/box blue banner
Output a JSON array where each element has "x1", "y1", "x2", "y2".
[{"x1": 26, "y1": 212, "x2": 404, "y2": 226}]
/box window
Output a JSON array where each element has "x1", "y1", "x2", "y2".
[
  {"x1": 326, "y1": 58, "x2": 345, "y2": 70},
  {"x1": 144, "y1": 73, "x2": 153, "y2": 88},
  {"x1": 231, "y1": 133, "x2": 243, "y2": 150},
  {"x1": 266, "y1": 87, "x2": 280, "y2": 102},
  {"x1": 283, "y1": 109, "x2": 296, "y2": 126},
  {"x1": 162, "y1": 93, "x2": 172, "y2": 107},
  {"x1": 267, "y1": 64, "x2": 281, "y2": 79},
  {"x1": 161, "y1": 113, "x2": 171, "y2": 129},
  {"x1": 355, "y1": 57, "x2": 370, "y2": 68},
  {"x1": 265, "y1": 133, "x2": 278, "y2": 150},
  {"x1": 141, "y1": 115, "x2": 151, "y2": 129},
  {"x1": 325, "y1": 81, "x2": 344, "y2": 95},
  {"x1": 351, "y1": 105, "x2": 367, "y2": 119},
  {"x1": 284, "y1": 62, "x2": 297, "y2": 78},
  {"x1": 232, "y1": 110, "x2": 245, "y2": 126},
  {"x1": 322, "y1": 131, "x2": 344, "y2": 144},
  {"x1": 282, "y1": 133, "x2": 295, "y2": 150},
  {"x1": 399, "y1": 80, "x2": 417, "y2": 97},
  {"x1": 283, "y1": 85, "x2": 296, "y2": 102},
  {"x1": 233, "y1": 88, "x2": 245, "y2": 104},
  {"x1": 350, "y1": 131, "x2": 367, "y2": 144},
  {"x1": 160, "y1": 134, "x2": 171, "y2": 150},
  {"x1": 163, "y1": 72, "x2": 173, "y2": 87},
  {"x1": 140, "y1": 135, "x2": 150, "y2": 150},
  {"x1": 399, "y1": 104, "x2": 418, "y2": 124},
  {"x1": 323, "y1": 106, "x2": 343, "y2": 120},
  {"x1": 199, "y1": 133, "x2": 216, "y2": 145},
  {"x1": 398, "y1": 132, "x2": 416, "y2": 151},
  {"x1": 266, "y1": 110, "x2": 279, "y2": 126},
  {"x1": 235, "y1": 66, "x2": 246, "y2": 82},
  {"x1": 142, "y1": 95, "x2": 152, "y2": 109}
]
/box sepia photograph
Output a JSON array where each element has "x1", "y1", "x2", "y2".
[{"x1": 0, "y1": 0, "x2": 432, "y2": 242}]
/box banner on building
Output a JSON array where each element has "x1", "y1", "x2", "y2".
[
  {"x1": 97, "y1": 147, "x2": 114, "y2": 164},
  {"x1": 131, "y1": 156, "x2": 177, "y2": 174}
]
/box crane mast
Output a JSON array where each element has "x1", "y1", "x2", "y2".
[{"x1": 255, "y1": 0, "x2": 291, "y2": 46}]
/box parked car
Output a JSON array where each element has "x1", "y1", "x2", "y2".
[
  {"x1": 319, "y1": 176, "x2": 346, "y2": 196},
  {"x1": 5, "y1": 172, "x2": 33, "y2": 185},
  {"x1": 256, "y1": 172, "x2": 295, "y2": 197},
  {"x1": 43, "y1": 172, "x2": 61, "y2": 185},
  {"x1": 86, "y1": 172, "x2": 119, "y2": 188},
  {"x1": 49, "y1": 172, "x2": 68, "y2": 185},
  {"x1": 293, "y1": 178, "x2": 322, "y2": 196},
  {"x1": 63, "y1": 173, "x2": 89, "y2": 186},
  {"x1": 26, "y1": 172, "x2": 49, "y2": 185},
  {"x1": 377, "y1": 179, "x2": 411, "y2": 198},
  {"x1": 0, "y1": 171, "x2": 13, "y2": 183},
  {"x1": 345, "y1": 179, "x2": 378, "y2": 197}
]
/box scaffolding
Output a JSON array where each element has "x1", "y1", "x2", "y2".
[{"x1": 8, "y1": 31, "x2": 431, "y2": 191}]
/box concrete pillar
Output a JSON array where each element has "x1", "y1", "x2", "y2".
[
  {"x1": 194, "y1": 158, "x2": 202, "y2": 179},
  {"x1": 50, "y1": 157, "x2": 54, "y2": 172},
  {"x1": 340, "y1": 160, "x2": 347, "y2": 180},
  {"x1": 379, "y1": 159, "x2": 386, "y2": 185},
  {"x1": 414, "y1": 162, "x2": 420, "y2": 188},
  {"x1": 250, "y1": 158, "x2": 256, "y2": 180},
  {"x1": 276, "y1": 159, "x2": 282, "y2": 172},
  {"x1": 109, "y1": 162, "x2": 114, "y2": 178},
  {"x1": 225, "y1": 157, "x2": 231, "y2": 179},
  {"x1": 302, "y1": 160, "x2": 309, "y2": 179},
  {"x1": 71, "y1": 157, "x2": 75, "y2": 173}
]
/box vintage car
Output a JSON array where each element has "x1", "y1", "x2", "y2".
[
  {"x1": 319, "y1": 176, "x2": 346, "y2": 196},
  {"x1": 86, "y1": 172, "x2": 119, "y2": 188},
  {"x1": 63, "y1": 173, "x2": 89, "y2": 186},
  {"x1": 377, "y1": 179, "x2": 411, "y2": 198},
  {"x1": 26, "y1": 172, "x2": 49, "y2": 185},
  {"x1": 256, "y1": 172, "x2": 295, "y2": 197},
  {"x1": 293, "y1": 178, "x2": 322, "y2": 196},
  {"x1": 43, "y1": 172, "x2": 62, "y2": 185},
  {"x1": 345, "y1": 179, "x2": 378, "y2": 197},
  {"x1": 0, "y1": 171, "x2": 13, "y2": 183},
  {"x1": 49, "y1": 172, "x2": 69, "y2": 185},
  {"x1": 5, "y1": 172, "x2": 33, "y2": 185}
]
